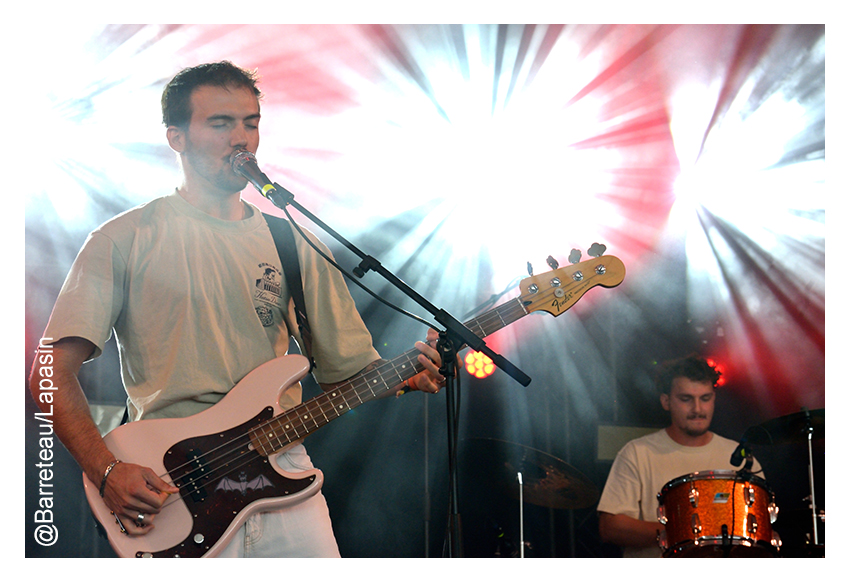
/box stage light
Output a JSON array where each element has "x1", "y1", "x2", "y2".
[
  {"x1": 465, "y1": 350, "x2": 495, "y2": 379},
  {"x1": 706, "y1": 358, "x2": 727, "y2": 387}
]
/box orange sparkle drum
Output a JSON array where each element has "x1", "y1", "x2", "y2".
[{"x1": 657, "y1": 470, "x2": 781, "y2": 557}]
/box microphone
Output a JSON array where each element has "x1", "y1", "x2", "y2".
[
  {"x1": 230, "y1": 150, "x2": 291, "y2": 206},
  {"x1": 730, "y1": 437, "x2": 754, "y2": 474},
  {"x1": 730, "y1": 441, "x2": 748, "y2": 467}
]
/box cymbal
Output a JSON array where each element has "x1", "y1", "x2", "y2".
[
  {"x1": 462, "y1": 438, "x2": 599, "y2": 510},
  {"x1": 745, "y1": 408, "x2": 824, "y2": 445}
]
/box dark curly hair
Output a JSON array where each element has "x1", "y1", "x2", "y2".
[
  {"x1": 655, "y1": 355, "x2": 722, "y2": 395},
  {"x1": 161, "y1": 61, "x2": 262, "y2": 129}
]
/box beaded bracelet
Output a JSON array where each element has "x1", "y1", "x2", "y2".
[{"x1": 100, "y1": 459, "x2": 121, "y2": 497}]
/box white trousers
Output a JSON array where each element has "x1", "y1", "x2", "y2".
[{"x1": 217, "y1": 444, "x2": 341, "y2": 558}]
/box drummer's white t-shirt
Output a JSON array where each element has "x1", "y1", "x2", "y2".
[{"x1": 597, "y1": 429, "x2": 762, "y2": 558}]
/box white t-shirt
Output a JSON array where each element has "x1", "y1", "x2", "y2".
[
  {"x1": 597, "y1": 429, "x2": 761, "y2": 558},
  {"x1": 43, "y1": 191, "x2": 380, "y2": 420}
]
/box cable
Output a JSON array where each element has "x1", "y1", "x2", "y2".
[{"x1": 280, "y1": 203, "x2": 438, "y2": 332}]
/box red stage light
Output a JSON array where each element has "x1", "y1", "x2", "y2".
[
  {"x1": 464, "y1": 351, "x2": 495, "y2": 379},
  {"x1": 706, "y1": 358, "x2": 727, "y2": 387}
]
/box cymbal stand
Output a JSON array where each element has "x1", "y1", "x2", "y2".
[
  {"x1": 803, "y1": 408, "x2": 819, "y2": 547},
  {"x1": 517, "y1": 472, "x2": 524, "y2": 558}
]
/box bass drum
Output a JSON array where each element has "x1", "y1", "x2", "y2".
[{"x1": 657, "y1": 470, "x2": 781, "y2": 557}]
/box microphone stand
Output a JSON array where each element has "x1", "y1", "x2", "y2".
[{"x1": 260, "y1": 180, "x2": 531, "y2": 557}]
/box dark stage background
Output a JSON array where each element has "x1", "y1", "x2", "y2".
[{"x1": 24, "y1": 23, "x2": 828, "y2": 559}]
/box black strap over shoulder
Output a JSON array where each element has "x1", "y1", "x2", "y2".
[{"x1": 263, "y1": 213, "x2": 315, "y2": 370}]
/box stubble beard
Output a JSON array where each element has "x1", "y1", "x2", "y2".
[
  {"x1": 682, "y1": 415, "x2": 710, "y2": 437},
  {"x1": 185, "y1": 150, "x2": 248, "y2": 196}
]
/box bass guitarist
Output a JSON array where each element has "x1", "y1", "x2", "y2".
[{"x1": 29, "y1": 61, "x2": 446, "y2": 558}]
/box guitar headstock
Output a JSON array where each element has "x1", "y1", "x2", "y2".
[{"x1": 519, "y1": 253, "x2": 625, "y2": 317}]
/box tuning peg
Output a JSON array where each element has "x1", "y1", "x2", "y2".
[
  {"x1": 546, "y1": 255, "x2": 559, "y2": 270},
  {"x1": 587, "y1": 243, "x2": 607, "y2": 258},
  {"x1": 569, "y1": 249, "x2": 582, "y2": 264},
  {"x1": 527, "y1": 262, "x2": 534, "y2": 276}
]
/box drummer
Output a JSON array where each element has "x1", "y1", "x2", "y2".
[{"x1": 597, "y1": 355, "x2": 761, "y2": 557}]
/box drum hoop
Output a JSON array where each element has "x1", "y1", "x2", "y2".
[
  {"x1": 658, "y1": 470, "x2": 771, "y2": 499},
  {"x1": 664, "y1": 536, "x2": 779, "y2": 557}
]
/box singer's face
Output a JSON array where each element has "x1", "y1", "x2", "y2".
[
  {"x1": 178, "y1": 85, "x2": 261, "y2": 196},
  {"x1": 660, "y1": 378, "x2": 715, "y2": 440}
]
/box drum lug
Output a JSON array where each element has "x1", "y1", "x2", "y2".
[
  {"x1": 691, "y1": 513, "x2": 702, "y2": 535},
  {"x1": 657, "y1": 503, "x2": 668, "y2": 525},
  {"x1": 768, "y1": 502, "x2": 779, "y2": 524},
  {"x1": 747, "y1": 513, "x2": 758, "y2": 534},
  {"x1": 689, "y1": 486, "x2": 699, "y2": 508},
  {"x1": 746, "y1": 486, "x2": 756, "y2": 506},
  {"x1": 658, "y1": 529, "x2": 668, "y2": 551}
]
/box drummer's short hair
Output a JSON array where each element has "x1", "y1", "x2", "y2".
[{"x1": 655, "y1": 355, "x2": 722, "y2": 395}]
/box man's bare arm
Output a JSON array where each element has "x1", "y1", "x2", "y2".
[
  {"x1": 29, "y1": 337, "x2": 177, "y2": 534},
  {"x1": 598, "y1": 511, "x2": 662, "y2": 549}
]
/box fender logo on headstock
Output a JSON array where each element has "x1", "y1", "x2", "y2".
[{"x1": 551, "y1": 290, "x2": 579, "y2": 313}]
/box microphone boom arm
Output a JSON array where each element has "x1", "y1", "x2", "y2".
[
  {"x1": 268, "y1": 179, "x2": 529, "y2": 387},
  {"x1": 233, "y1": 150, "x2": 530, "y2": 387}
]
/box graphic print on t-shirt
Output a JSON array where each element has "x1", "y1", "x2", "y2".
[{"x1": 254, "y1": 262, "x2": 283, "y2": 327}]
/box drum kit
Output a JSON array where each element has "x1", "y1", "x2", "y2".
[
  {"x1": 463, "y1": 407, "x2": 824, "y2": 558},
  {"x1": 657, "y1": 408, "x2": 824, "y2": 558}
]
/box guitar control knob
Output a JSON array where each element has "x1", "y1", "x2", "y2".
[{"x1": 194, "y1": 533, "x2": 205, "y2": 545}]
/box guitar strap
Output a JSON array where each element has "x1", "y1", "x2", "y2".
[{"x1": 263, "y1": 213, "x2": 316, "y2": 371}]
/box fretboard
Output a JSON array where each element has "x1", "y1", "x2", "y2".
[{"x1": 248, "y1": 296, "x2": 529, "y2": 456}]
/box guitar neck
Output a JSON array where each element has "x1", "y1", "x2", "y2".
[
  {"x1": 249, "y1": 296, "x2": 529, "y2": 456},
  {"x1": 248, "y1": 253, "x2": 626, "y2": 457}
]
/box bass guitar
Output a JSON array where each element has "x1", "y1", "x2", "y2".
[{"x1": 84, "y1": 252, "x2": 625, "y2": 557}]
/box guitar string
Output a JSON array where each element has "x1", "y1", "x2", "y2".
[
  {"x1": 155, "y1": 351, "x2": 405, "y2": 470},
  {"x1": 154, "y1": 293, "x2": 537, "y2": 504},
  {"x1": 150, "y1": 263, "x2": 612, "y2": 504},
  {"x1": 155, "y1": 351, "x2": 416, "y2": 506},
  {"x1": 152, "y1": 310, "x2": 507, "y2": 505},
  {"x1": 158, "y1": 373, "x2": 396, "y2": 492},
  {"x1": 155, "y1": 388, "x2": 390, "y2": 510},
  {"x1": 155, "y1": 349, "x2": 431, "y2": 504}
]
